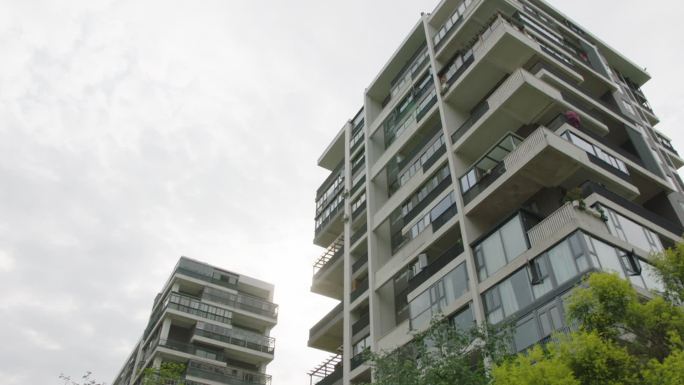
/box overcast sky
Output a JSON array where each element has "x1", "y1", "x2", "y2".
[{"x1": 0, "y1": 1, "x2": 682, "y2": 384}]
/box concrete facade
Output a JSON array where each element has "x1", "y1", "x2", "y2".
[
  {"x1": 112, "y1": 257, "x2": 277, "y2": 385},
  {"x1": 308, "y1": 1, "x2": 684, "y2": 384}
]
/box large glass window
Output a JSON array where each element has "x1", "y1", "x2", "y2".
[
  {"x1": 601, "y1": 205, "x2": 664, "y2": 253},
  {"x1": 474, "y1": 214, "x2": 529, "y2": 280},
  {"x1": 450, "y1": 304, "x2": 475, "y2": 331},
  {"x1": 409, "y1": 263, "x2": 469, "y2": 330}
]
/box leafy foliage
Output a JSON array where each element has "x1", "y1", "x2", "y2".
[
  {"x1": 651, "y1": 241, "x2": 684, "y2": 303},
  {"x1": 141, "y1": 362, "x2": 186, "y2": 385},
  {"x1": 363, "y1": 320, "x2": 512, "y2": 385}
]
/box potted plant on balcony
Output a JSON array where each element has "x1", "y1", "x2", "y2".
[{"x1": 563, "y1": 187, "x2": 586, "y2": 211}]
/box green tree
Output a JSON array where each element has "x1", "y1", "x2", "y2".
[
  {"x1": 141, "y1": 362, "x2": 186, "y2": 385},
  {"x1": 363, "y1": 320, "x2": 511, "y2": 385},
  {"x1": 492, "y1": 345, "x2": 578, "y2": 385},
  {"x1": 651, "y1": 241, "x2": 684, "y2": 303},
  {"x1": 567, "y1": 272, "x2": 684, "y2": 362}
]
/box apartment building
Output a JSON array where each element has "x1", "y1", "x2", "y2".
[
  {"x1": 307, "y1": 1, "x2": 684, "y2": 384},
  {"x1": 112, "y1": 257, "x2": 277, "y2": 385}
]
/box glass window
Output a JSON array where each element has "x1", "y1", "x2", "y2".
[
  {"x1": 547, "y1": 240, "x2": 578, "y2": 285},
  {"x1": 501, "y1": 216, "x2": 528, "y2": 261},
  {"x1": 444, "y1": 263, "x2": 468, "y2": 304},
  {"x1": 479, "y1": 233, "x2": 506, "y2": 280},
  {"x1": 514, "y1": 317, "x2": 540, "y2": 351},
  {"x1": 451, "y1": 304, "x2": 474, "y2": 331},
  {"x1": 641, "y1": 261, "x2": 664, "y2": 292},
  {"x1": 591, "y1": 238, "x2": 626, "y2": 278},
  {"x1": 475, "y1": 214, "x2": 529, "y2": 280}
]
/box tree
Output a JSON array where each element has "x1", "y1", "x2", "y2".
[
  {"x1": 141, "y1": 362, "x2": 186, "y2": 385},
  {"x1": 492, "y1": 345, "x2": 578, "y2": 385},
  {"x1": 650, "y1": 241, "x2": 684, "y2": 303},
  {"x1": 59, "y1": 372, "x2": 105, "y2": 385},
  {"x1": 567, "y1": 272, "x2": 684, "y2": 363},
  {"x1": 363, "y1": 319, "x2": 512, "y2": 385}
]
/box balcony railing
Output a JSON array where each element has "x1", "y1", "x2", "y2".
[
  {"x1": 202, "y1": 287, "x2": 278, "y2": 319},
  {"x1": 350, "y1": 223, "x2": 367, "y2": 246},
  {"x1": 157, "y1": 339, "x2": 225, "y2": 361},
  {"x1": 186, "y1": 361, "x2": 271, "y2": 385},
  {"x1": 167, "y1": 292, "x2": 232, "y2": 325},
  {"x1": 526, "y1": 202, "x2": 578, "y2": 247},
  {"x1": 383, "y1": 78, "x2": 436, "y2": 149},
  {"x1": 313, "y1": 237, "x2": 344, "y2": 277},
  {"x1": 451, "y1": 100, "x2": 490, "y2": 144},
  {"x1": 145, "y1": 292, "x2": 233, "y2": 338},
  {"x1": 352, "y1": 254, "x2": 368, "y2": 274},
  {"x1": 194, "y1": 324, "x2": 275, "y2": 354},
  {"x1": 388, "y1": 132, "x2": 446, "y2": 196},
  {"x1": 433, "y1": 0, "x2": 474, "y2": 51},
  {"x1": 350, "y1": 351, "x2": 368, "y2": 370},
  {"x1": 459, "y1": 132, "x2": 522, "y2": 205},
  {"x1": 581, "y1": 181, "x2": 684, "y2": 236},
  {"x1": 351, "y1": 278, "x2": 369, "y2": 303},
  {"x1": 406, "y1": 241, "x2": 464, "y2": 294},
  {"x1": 310, "y1": 302, "x2": 343, "y2": 339},
  {"x1": 352, "y1": 313, "x2": 370, "y2": 335}
]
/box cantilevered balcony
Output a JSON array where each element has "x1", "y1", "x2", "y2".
[
  {"x1": 308, "y1": 354, "x2": 343, "y2": 385},
  {"x1": 144, "y1": 292, "x2": 233, "y2": 339},
  {"x1": 201, "y1": 287, "x2": 278, "y2": 325},
  {"x1": 191, "y1": 322, "x2": 274, "y2": 364},
  {"x1": 186, "y1": 360, "x2": 271, "y2": 385},
  {"x1": 308, "y1": 302, "x2": 344, "y2": 353},
  {"x1": 315, "y1": 163, "x2": 345, "y2": 247},
  {"x1": 311, "y1": 237, "x2": 344, "y2": 300},
  {"x1": 461, "y1": 123, "x2": 639, "y2": 223}
]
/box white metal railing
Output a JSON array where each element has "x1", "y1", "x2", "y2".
[{"x1": 526, "y1": 202, "x2": 576, "y2": 246}]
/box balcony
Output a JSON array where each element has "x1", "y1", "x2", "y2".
[
  {"x1": 581, "y1": 181, "x2": 684, "y2": 236},
  {"x1": 315, "y1": 163, "x2": 345, "y2": 247},
  {"x1": 201, "y1": 287, "x2": 278, "y2": 323},
  {"x1": 186, "y1": 360, "x2": 271, "y2": 385},
  {"x1": 440, "y1": 13, "x2": 582, "y2": 114},
  {"x1": 191, "y1": 322, "x2": 275, "y2": 360},
  {"x1": 387, "y1": 133, "x2": 447, "y2": 196},
  {"x1": 174, "y1": 257, "x2": 239, "y2": 291},
  {"x1": 311, "y1": 237, "x2": 344, "y2": 300},
  {"x1": 308, "y1": 354, "x2": 343, "y2": 385},
  {"x1": 350, "y1": 223, "x2": 367, "y2": 248},
  {"x1": 308, "y1": 302, "x2": 344, "y2": 353},
  {"x1": 352, "y1": 313, "x2": 370, "y2": 336},
  {"x1": 462, "y1": 124, "x2": 639, "y2": 223},
  {"x1": 406, "y1": 241, "x2": 465, "y2": 295},
  {"x1": 350, "y1": 277, "x2": 369, "y2": 304},
  {"x1": 450, "y1": 67, "x2": 609, "y2": 160},
  {"x1": 526, "y1": 202, "x2": 607, "y2": 248},
  {"x1": 381, "y1": 79, "x2": 438, "y2": 150},
  {"x1": 145, "y1": 292, "x2": 233, "y2": 338}
]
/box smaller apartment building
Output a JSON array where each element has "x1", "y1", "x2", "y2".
[{"x1": 112, "y1": 257, "x2": 277, "y2": 385}]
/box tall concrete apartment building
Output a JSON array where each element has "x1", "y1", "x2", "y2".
[
  {"x1": 113, "y1": 257, "x2": 277, "y2": 385},
  {"x1": 307, "y1": 0, "x2": 684, "y2": 384}
]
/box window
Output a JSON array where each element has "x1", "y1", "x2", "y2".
[
  {"x1": 451, "y1": 304, "x2": 475, "y2": 331},
  {"x1": 514, "y1": 316, "x2": 540, "y2": 351},
  {"x1": 409, "y1": 263, "x2": 469, "y2": 330},
  {"x1": 483, "y1": 269, "x2": 533, "y2": 324},
  {"x1": 601, "y1": 205, "x2": 664, "y2": 253},
  {"x1": 474, "y1": 214, "x2": 529, "y2": 280}
]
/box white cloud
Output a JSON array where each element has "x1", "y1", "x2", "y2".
[
  {"x1": 0, "y1": 250, "x2": 14, "y2": 272},
  {"x1": 0, "y1": 0, "x2": 682, "y2": 384}
]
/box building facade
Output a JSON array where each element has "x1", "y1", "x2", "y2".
[
  {"x1": 113, "y1": 257, "x2": 277, "y2": 385},
  {"x1": 307, "y1": 1, "x2": 684, "y2": 384}
]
